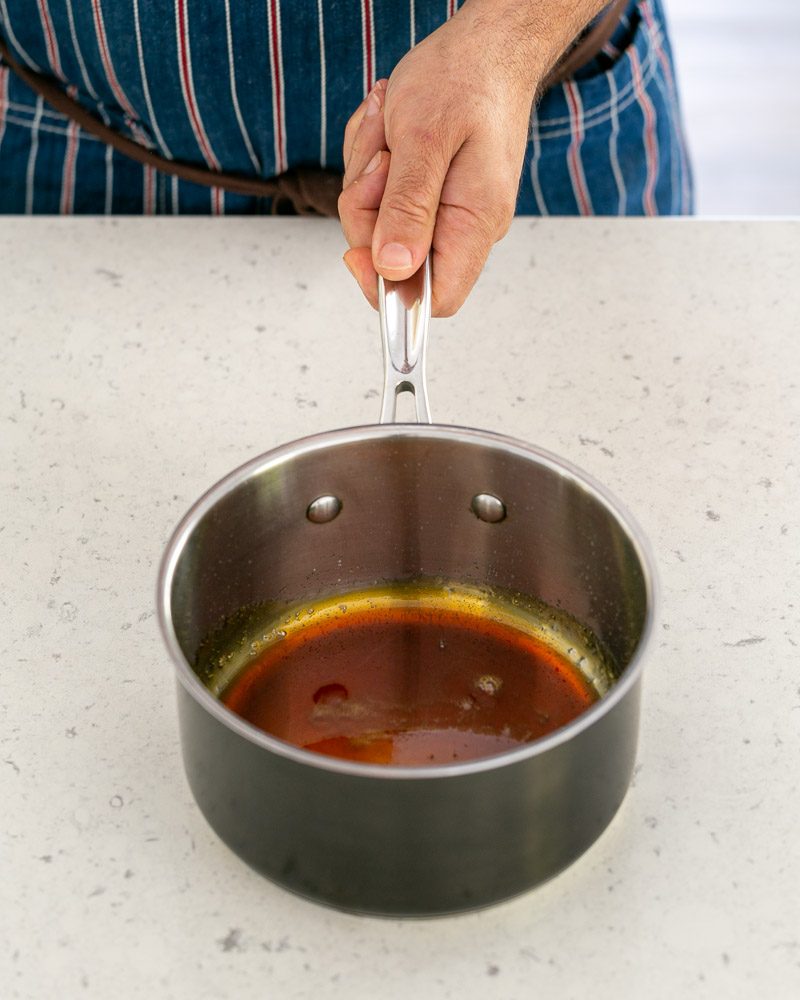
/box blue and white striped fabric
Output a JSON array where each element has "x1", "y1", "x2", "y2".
[
  {"x1": 525, "y1": 0, "x2": 692, "y2": 214},
  {"x1": 0, "y1": 0, "x2": 692, "y2": 215}
]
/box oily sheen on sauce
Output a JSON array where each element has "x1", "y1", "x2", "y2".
[{"x1": 209, "y1": 586, "x2": 609, "y2": 767}]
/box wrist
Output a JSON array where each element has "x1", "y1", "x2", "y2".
[{"x1": 456, "y1": 0, "x2": 610, "y2": 87}]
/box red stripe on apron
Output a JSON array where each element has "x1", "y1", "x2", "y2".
[
  {"x1": 563, "y1": 81, "x2": 592, "y2": 216},
  {"x1": 267, "y1": 0, "x2": 287, "y2": 173},
  {"x1": 37, "y1": 0, "x2": 64, "y2": 79},
  {"x1": 60, "y1": 120, "x2": 79, "y2": 213},
  {"x1": 0, "y1": 67, "x2": 8, "y2": 151},
  {"x1": 143, "y1": 163, "x2": 156, "y2": 214},
  {"x1": 640, "y1": 0, "x2": 690, "y2": 213},
  {"x1": 91, "y1": 1, "x2": 138, "y2": 121},
  {"x1": 361, "y1": 0, "x2": 375, "y2": 97},
  {"x1": 176, "y1": 0, "x2": 221, "y2": 170},
  {"x1": 629, "y1": 45, "x2": 659, "y2": 215}
]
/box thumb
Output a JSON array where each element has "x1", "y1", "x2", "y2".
[{"x1": 371, "y1": 135, "x2": 454, "y2": 280}]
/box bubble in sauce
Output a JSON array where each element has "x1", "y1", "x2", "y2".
[
  {"x1": 475, "y1": 674, "x2": 502, "y2": 696},
  {"x1": 313, "y1": 683, "x2": 348, "y2": 705}
]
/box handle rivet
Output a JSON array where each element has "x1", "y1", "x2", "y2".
[
  {"x1": 471, "y1": 493, "x2": 506, "y2": 523},
  {"x1": 306, "y1": 495, "x2": 342, "y2": 523}
]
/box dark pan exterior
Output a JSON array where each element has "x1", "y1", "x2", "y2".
[
  {"x1": 158, "y1": 425, "x2": 654, "y2": 915},
  {"x1": 177, "y1": 673, "x2": 641, "y2": 915}
]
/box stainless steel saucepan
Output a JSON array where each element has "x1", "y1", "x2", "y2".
[{"x1": 157, "y1": 261, "x2": 655, "y2": 916}]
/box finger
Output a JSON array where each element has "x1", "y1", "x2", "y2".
[
  {"x1": 428, "y1": 141, "x2": 518, "y2": 317},
  {"x1": 343, "y1": 79, "x2": 388, "y2": 173},
  {"x1": 343, "y1": 247, "x2": 379, "y2": 310},
  {"x1": 343, "y1": 95, "x2": 370, "y2": 168},
  {"x1": 343, "y1": 85, "x2": 387, "y2": 189},
  {"x1": 338, "y1": 149, "x2": 390, "y2": 250},
  {"x1": 339, "y1": 150, "x2": 390, "y2": 310},
  {"x1": 371, "y1": 122, "x2": 459, "y2": 281}
]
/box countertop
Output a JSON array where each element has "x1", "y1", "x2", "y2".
[{"x1": 2, "y1": 218, "x2": 798, "y2": 999}]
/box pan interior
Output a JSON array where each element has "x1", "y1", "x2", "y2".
[{"x1": 167, "y1": 428, "x2": 651, "y2": 703}]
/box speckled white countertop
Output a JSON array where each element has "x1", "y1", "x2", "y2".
[{"x1": 2, "y1": 218, "x2": 798, "y2": 999}]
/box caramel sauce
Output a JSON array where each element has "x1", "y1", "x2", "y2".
[{"x1": 217, "y1": 595, "x2": 603, "y2": 766}]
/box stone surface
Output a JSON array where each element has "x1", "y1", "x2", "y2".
[{"x1": 1, "y1": 218, "x2": 798, "y2": 999}]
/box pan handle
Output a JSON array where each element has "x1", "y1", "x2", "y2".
[{"x1": 378, "y1": 256, "x2": 432, "y2": 424}]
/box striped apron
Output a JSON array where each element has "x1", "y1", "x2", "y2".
[{"x1": 0, "y1": 0, "x2": 692, "y2": 215}]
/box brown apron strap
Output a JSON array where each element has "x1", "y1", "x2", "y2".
[
  {"x1": 546, "y1": 0, "x2": 630, "y2": 87},
  {"x1": 0, "y1": 35, "x2": 343, "y2": 216}
]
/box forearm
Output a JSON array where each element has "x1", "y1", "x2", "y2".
[{"x1": 454, "y1": 0, "x2": 609, "y2": 88}]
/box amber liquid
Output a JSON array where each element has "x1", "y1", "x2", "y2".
[{"x1": 218, "y1": 596, "x2": 600, "y2": 766}]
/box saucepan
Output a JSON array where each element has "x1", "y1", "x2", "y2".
[{"x1": 157, "y1": 260, "x2": 655, "y2": 916}]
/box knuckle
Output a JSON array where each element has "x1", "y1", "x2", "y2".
[
  {"x1": 447, "y1": 203, "x2": 496, "y2": 251},
  {"x1": 384, "y1": 163, "x2": 442, "y2": 226},
  {"x1": 397, "y1": 103, "x2": 452, "y2": 140},
  {"x1": 339, "y1": 172, "x2": 365, "y2": 204},
  {"x1": 475, "y1": 210, "x2": 499, "y2": 247},
  {"x1": 348, "y1": 97, "x2": 368, "y2": 127},
  {"x1": 386, "y1": 191, "x2": 434, "y2": 228},
  {"x1": 464, "y1": 188, "x2": 516, "y2": 239},
  {"x1": 432, "y1": 290, "x2": 462, "y2": 318},
  {"x1": 491, "y1": 198, "x2": 516, "y2": 239},
  {"x1": 337, "y1": 190, "x2": 356, "y2": 235},
  {"x1": 472, "y1": 198, "x2": 512, "y2": 244},
  {"x1": 496, "y1": 182, "x2": 519, "y2": 226},
  {"x1": 343, "y1": 110, "x2": 363, "y2": 146}
]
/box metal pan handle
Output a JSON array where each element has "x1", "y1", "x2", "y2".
[{"x1": 378, "y1": 257, "x2": 432, "y2": 424}]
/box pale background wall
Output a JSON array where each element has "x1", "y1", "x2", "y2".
[{"x1": 666, "y1": 0, "x2": 800, "y2": 215}]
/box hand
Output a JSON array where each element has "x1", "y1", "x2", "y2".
[
  {"x1": 338, "y1": 0, "x2": 606, "y2": 315},
  {"x1": 337, "y1": 4, "x2": 558, "y2": 315}
]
